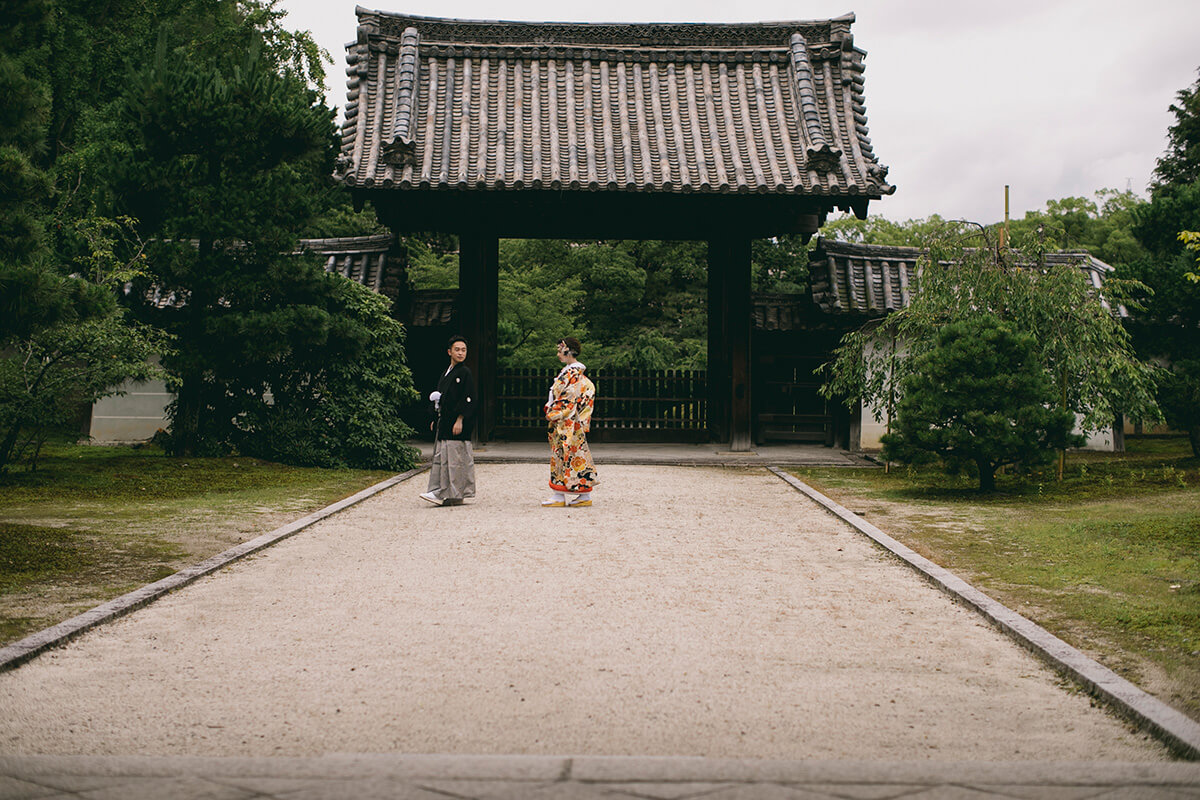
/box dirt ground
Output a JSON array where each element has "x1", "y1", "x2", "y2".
[{"x1": 0, "y1": 464, "x2": 1171, "y2": 760}]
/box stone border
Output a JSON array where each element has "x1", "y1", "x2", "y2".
[
  {"x1": 0, "y1": 467, "x2": 429, "y2": 674},
  {"x1": 2, "y1": 753, "x2": 1200, "y2": 788},
  {"x1": 768, "y1": 466, "x2": 1200, "y2": 760}
]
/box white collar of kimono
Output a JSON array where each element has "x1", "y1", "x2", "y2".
[{"x1": 558, "y1": 360, "x2": 585, "y2": 376}]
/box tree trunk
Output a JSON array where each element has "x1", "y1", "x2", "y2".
[
  {"x1": 1057, "y1": 374, "x2": 1067, "y2": 481},
  {"x1": 173, "y1": 371, "x2": 202, "y2": 457},
  {"x1": 1190, "y1": 424, "x2": 1200, "y2": 458},
  {"x1": 0, "y1": 423, "x2": 22, "y2": 471},
  {"x1": 977, "y1": 459, "x2": 997, "y2": 492}
]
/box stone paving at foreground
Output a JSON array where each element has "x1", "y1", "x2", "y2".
[
  {"x1": 1, "y1": 754, "x2": 1198, "y2": 799},
  {"x1": 1, "y1": 463, "x2": 1196, "y2": 798}
]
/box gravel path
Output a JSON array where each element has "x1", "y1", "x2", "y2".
[{"x1": 0, "y1": 464, "x2": 1168, "y2": 760}]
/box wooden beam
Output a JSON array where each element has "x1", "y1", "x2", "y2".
[
  {"x1": 363, "y1": 190, "x2": 843, "y2": 239},
  {"x1": 457, "y1": 233, "x2": 499, "y2": 443}
]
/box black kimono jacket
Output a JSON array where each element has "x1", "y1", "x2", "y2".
[{"x1": 433, "y1": 362, "x2": 476, "y2": 441}]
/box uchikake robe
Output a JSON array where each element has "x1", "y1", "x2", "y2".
[{"x1": 545, "y1": 363, "x2": 598, "y2": 494}]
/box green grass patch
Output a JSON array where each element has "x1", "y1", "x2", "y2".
[
  {"x1": 0, "y1": 440, "x2": 383, "y2": 502},
  {"x1": 0, "y1": 522, "x2": 94, "y2": 592},
  {"x1": 791, "y1": 435, "x2": 1200, "y2": 721}
]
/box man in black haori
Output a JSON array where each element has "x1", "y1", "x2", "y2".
[{"x1": 420, "y1": 335, "x2": 477, "y2": 506}]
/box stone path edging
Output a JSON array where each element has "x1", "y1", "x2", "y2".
[
  {"x1": 767, "y1": 465, "x2": 1200, "y2": 760},
  {"x1": 0, "y1": 466, "x2": 429, "y2": 674},
  {"x1": 2, "y1": 753, "x2": 1199, "y2": 795}
]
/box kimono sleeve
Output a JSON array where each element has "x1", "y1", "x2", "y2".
[{"x1": 545, "y1": 372, "x2": 578, "y2": 421}]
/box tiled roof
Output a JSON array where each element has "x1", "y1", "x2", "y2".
[
  {"x1": 753, "y1": 293, "x2": 811, "y2": 331},
  {"x1": 299, "y1": 234, "x2": 405, "y2": 299},
  {"x1": 810, "y1": 238, "x2": 1127, "y2": 317},
  {"x1": 409, "y1": 289, "x2": 457, "y2": 327},
  {"x1": 337, "y1": 10, "x2": 894, "y2": 199},
  {"x1": 129, "y1": 235, "x2": 407, "y2": 309}
]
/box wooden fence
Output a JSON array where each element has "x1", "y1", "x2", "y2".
[{"x1": 495, "y1": 368, "x2": 708, "y2": 441}]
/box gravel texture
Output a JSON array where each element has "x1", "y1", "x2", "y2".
[{"x1": 0, "y1": 464, "x2": 1169, "y2": 760}]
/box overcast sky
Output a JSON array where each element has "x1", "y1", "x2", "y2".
[{"x1": 277, "y1": 0, "x2": 1200, "y2": 225}]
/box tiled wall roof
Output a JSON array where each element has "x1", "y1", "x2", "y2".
[
  {"x1": 337, "y1": 11, "x2": 893, "y2": 198},
  {"x1": 810, "y1": 238, "x2": 1127, "y2": 317},
  {"x1": 298, "y1": 234, "x2": 408, "y2": 300}
]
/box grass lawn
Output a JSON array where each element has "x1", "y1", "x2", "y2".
[
  {"x1": 791, "y1": 436, "x2": 1200, "y2": 723},
  {"x1": 0, "y1": 441, "x2": 397, "y2": 646}
]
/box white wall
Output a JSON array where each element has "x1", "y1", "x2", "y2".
[
  {"x1": 89, "y1": 376, "x2": 171, "y2": 444},
  {"x1": 856, "y1": 336, "x2": 1117, "y2": 453}
]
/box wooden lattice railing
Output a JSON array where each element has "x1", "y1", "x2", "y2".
[{"x1": 495, "y1": 368, "x2": 708, "y2": 440}]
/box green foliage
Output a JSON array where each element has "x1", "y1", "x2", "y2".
[
  {"x1": 0, "y1": 0, "x2": 420, "y2": 473},
  {"x1": 819, "y1": 213, "x2": 972, "y2": 247},
  {"x1": 40, "y1": 0, "x2": 329, "y2": 165},
  {"x1": 406, "y1": 231, "x2": 807, "y2": 371},
  {"x1": 1179, "y1": 230, "x2": 1200, "y2": 283},
  {"x1": 0, "y1": 312, "x2": 166, "y2": 471},
  {"x1": 0, "y1": 0, "x2": 112, "y2": 343},
  {"x1": 751, "y1": 234, "x2": 809, "y2": 293},
  {"x1": 881, "y1": 314, "x2": 1082, "y2": 492},
  {"x1": 822, "y1": 227, "x2": 1160, "y2": 434},
  {"x1": 1000, "y1": 189, "x2": 1148, "y2": 267},
  {"x1": 90, "y1": 28, "x2": 346, "y2": 458},
  {"x1": 1123, "y1": 70, "x2": 1200, "y2": 456},
  {"x1": 0, "y1": 11, "x2": 167, "y2": 474},
  {"x1": 1152, "y1": 69, "x2": 1200, "y2": 190},
  {"x1": 497, "y1": 239, "x2": 585, "y2": 368},
  {"x1": 1157, "y1": 359, "x2": 1200, "y2": 458},
  {"x1": 234, "y1": 278, "x2": 420, "y2": 471},
  {"x1": 491, "y1": 238, "x2": 710, "y2": 370},
  {"x1": 1118, "y1": 245, "x2": 1200, "y2": 456},
  {"x1": 407, "y1": 237, "x2": 461, "y2": 290},
  {"x1": 300, "y1": 196, "x2": 389, "y2": 239}
]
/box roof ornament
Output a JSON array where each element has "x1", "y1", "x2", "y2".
[
  {"x1": 789, "y1": 32, "x2": 842, "y2": 174},
  {"x1": 382, "y1": 26, "x2": 420, "y2": 167}
]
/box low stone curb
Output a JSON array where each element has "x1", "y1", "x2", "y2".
[
  {"x1": 0, "y1": 466, "x2": 429, "y2": 674},
  {"x1": 768, "y1": 466, "x2": 1200, "y2": 760},
  {"x1": 1, "y1": 754, "x2": 1198, "y2": 794}
]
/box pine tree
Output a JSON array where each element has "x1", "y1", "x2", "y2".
[{"x1": 881, "y1": 315, "x2": 1081, "y2": 492}]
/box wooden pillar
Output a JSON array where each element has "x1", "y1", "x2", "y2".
[
  {"x1": 709, "y1": 237, "x2": 753, "y2": 451},
  {"x1": 457, "y1": 233, "x2": 498, "y2": 443},
  {"x1": 707, "y1": 245, "x2": 729, "y2": 443}
]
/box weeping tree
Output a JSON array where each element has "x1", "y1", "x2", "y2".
[{"x1": 820, "y1": 224, "x2": 1161, "y2": 485}]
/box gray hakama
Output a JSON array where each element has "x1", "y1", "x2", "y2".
[{"x1": 426, "y1": 439, "x2": 476, "y2": 503}]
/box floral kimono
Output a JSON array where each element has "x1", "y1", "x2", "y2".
[{"x1": 545, "y1": 362, "x2": 598, "y2": 494}]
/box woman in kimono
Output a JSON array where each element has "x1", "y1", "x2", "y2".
[{"x1": 543, "y1": 337, "x2": 598, "y2": 507}]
